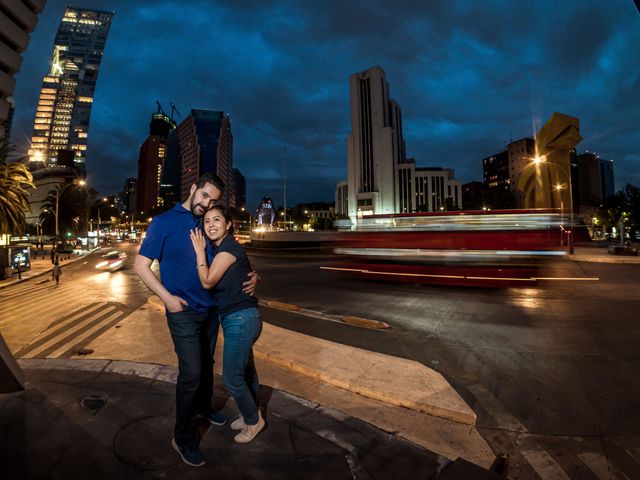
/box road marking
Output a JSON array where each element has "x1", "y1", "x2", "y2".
[
  {"x1": 578, "y1": 452, "x2": 631, "y2": 480},
  {"x1": 521, "y1": 450, "x2": 571, "y2": 480},
  {"x1": 16, "y1": 303, "x2": 120, "y2": 358},
  {"x1": 624, "y1": 447, "x2": 640, "y2": 464},
  {"x1": 467, "y1": 383, "x2": 528, "y2": 432},
  {"x1": 48, "y1": 309, "x2": 126, "y2": 358}
]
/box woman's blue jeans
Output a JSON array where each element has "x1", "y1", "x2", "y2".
[
  {"x1": 220, "y1": 307, "x2": 262, "y2": 425},
  {"x1": 166, "y1": 306, "x2": 219, "y2": 450}
]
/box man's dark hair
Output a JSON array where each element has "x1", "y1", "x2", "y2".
[{"x1": 195, "y1": 172, "x2": 225, "y2": 193}]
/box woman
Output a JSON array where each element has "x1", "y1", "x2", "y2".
[{"x1": 189, "y1": 206, "x2": 265, "y2": 444}]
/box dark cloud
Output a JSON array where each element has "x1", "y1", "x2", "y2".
[{"x1": 10, "y1": 0, "x2": 640, "y2": 209}]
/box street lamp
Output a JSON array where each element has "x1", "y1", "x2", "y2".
[
  {"x1": 531, "y1": 155, "x2": 574, "y2": 254},
  {"x1": 54, "y1": 179, "x2": 86, "y2": 246}
]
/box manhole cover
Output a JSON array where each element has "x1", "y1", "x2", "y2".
[{"x1": 80, "y1": 396, "x2": 106, "y2": 410}]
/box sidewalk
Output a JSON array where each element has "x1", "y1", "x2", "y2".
[
  {"x1": 0, "y1": 248, "x2": 94, "y2": 289},
  {"x1": 0, "y1": 359, "x2": 502, "y2": 479},
  {"x1": 569, "y1": 245, "x2": 640, "y2": 264}
]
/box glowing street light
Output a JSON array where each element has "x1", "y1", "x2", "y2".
[
  {"x1": 54, "y1": 179, "x2": 86, "y2": 245},
  {"x1": 528, "y1": 156, "x2": 574, "y2": 254}
]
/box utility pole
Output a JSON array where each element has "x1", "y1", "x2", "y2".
[{"x1": 283, "y1": 147, "x2": 287, "y2": 230}]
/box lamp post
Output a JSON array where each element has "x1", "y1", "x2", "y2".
[
  {"x1": 554, "y1": 183, "x2": 565, "y2": 246},
  {"x1": 96, "y1": 198, "x2": 109, "y2": 244},
  {"x1": 54, "y1": 179, "x2": 86, "y2": 246},
  {"x1": 531, "y1": 156, "x2": 574, "y2": 254}
]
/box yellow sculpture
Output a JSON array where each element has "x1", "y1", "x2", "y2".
[{"x1": 517, "y1": 112, "x2": 582, "y2": 209}]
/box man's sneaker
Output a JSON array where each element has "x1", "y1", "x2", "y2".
[
  {"x1": 230, "y1": 415, "x2": 245, "y2": 431},
  {"x1": 197, "y1": 410, "x2": 227, "y2": 426},
  {"x1": 234, "y1": 411, "x2": 266, "y2": 444},
  {"x1": 171, "y1": 437, "x2": 206, "y2": 467}
]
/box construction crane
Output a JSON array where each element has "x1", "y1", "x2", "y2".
[{"x1": 170, "y1": 103, "x2": 183, "y2": 122}]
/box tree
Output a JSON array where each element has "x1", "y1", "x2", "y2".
[
  {"x1": 597, "y1": 184, "x2": 640, "y2": 241},
  {"x1": 0, "y1": 139, "x2": 34, "y2": 236},
  {"x1": 40, "y1": 183, "x2": 92, "y2": 247}
]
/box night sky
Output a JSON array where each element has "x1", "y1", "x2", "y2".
[{"x1": 10, "y1": 0, "x2": 640, "y2": 209}]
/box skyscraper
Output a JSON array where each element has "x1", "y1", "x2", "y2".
[
  {"x1": 0, "y1": 0, "x2": 46, "y2": 138},
  {"x1": 339, "y1": 65, "x2": 460, "y2": 220},
  {"x1": 346, "y1": 66, "x2": 405, "y2": 217},
  {"x1": 137, "y1": 108, "x2": 176, "y2": 212},
  {"x1": 173, "y1": 109, "x2": 233, "y2": 206},
  {"x1": 28, "y1": 6, "x2": 113, "y2": 170}
]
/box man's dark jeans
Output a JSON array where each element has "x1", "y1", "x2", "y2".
[{"x1": 166, "y1": 306, "x2": 219, "y2": 450}]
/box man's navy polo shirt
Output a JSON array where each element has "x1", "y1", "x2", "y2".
[{"x1": 138, "y1": 203, "x2": 215, "y2": 313}]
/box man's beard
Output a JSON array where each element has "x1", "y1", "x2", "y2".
[{"x1": 190, "y1": 198, "x2": 207, "y2": 216}]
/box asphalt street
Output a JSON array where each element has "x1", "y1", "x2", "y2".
[{"x1": 2, "y1": 243, "x2": 640, "y2": 478}]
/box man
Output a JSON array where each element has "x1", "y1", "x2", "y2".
[{"x1": 135, "y1": 172, "x2": 258, "y2": 467}]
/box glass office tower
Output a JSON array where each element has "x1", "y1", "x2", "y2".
[{"x1": 29, "y1": 6, "x2": 113, "y2": 171}]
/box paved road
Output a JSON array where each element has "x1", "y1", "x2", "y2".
[
  {"x1": 249, "y1": 252, "x2": 640, "y2": 480},
  {"x1": 2, "y1": 244, "x2": 640, "y2": 478}
]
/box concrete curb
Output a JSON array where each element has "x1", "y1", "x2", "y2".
[
  {"x1": 253, "y1": 322, "x2": 477, "y2": 426},
  {"x1": 143, "y1": 295, "x2": 474, "y2": 425}
]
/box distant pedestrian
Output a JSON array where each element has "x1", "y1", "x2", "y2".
[
  {"x1": 52, "y1": 261, "x2": 61, "y2": 285},
  {"x1": 16, "y1": 263, "x2": 22, "y2": 280},
  {"x1": 50, "y1": 248, "x2": 55, "y2": 264}
]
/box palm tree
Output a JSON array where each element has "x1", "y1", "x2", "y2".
[{"x1": 0, "y1": 139, "x2": 34, "y2": 236}]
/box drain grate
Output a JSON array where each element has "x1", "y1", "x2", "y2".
[{"x1": 80, "y1": 396, "x2": 106, "y2": 411}]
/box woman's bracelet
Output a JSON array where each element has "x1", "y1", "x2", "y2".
[{"x1": 196, "y1": 263, "x2": 207, "y2": 270}]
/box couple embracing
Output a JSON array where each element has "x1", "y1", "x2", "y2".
[{"x1": 135, "y1": 172, "x2": 264, "y2": 467}]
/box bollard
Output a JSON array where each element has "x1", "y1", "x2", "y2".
[{"x1": 490, "y1": 453, "x2": 509, "y2": 476}]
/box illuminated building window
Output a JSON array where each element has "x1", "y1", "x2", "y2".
[
  {"x1": 32, "y1": 137, "x2": 47, "y2": 143},
  {"x1": 77, "y1": 96, "x2": 93, "y2": 103},
  {"x1": 33, "y1": 125, "x2": 49, "y2": 130},
  {"x1": 41, "y1": 88, "x2": 57, "y2": 94},
  {"x1": 77, "y1": 132, "x2": 88, "y2": 138}
]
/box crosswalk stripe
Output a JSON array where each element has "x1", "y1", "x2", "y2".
[
  {"x1": 48, "y1": 309, "x2": 126, "y2": 358},
  {"x1": 467, "y1": 383, "x2": 528, "y2": 432},
  {"x1": 624, "y1": 448, "x2": 640, "y2": 464},
  {"x1": 45, "y1": 302, "x2": 105, "y2": 330},
  {"x1": 521, "y1": 450, "x2": 571, "y2": 480},
  {"x1": 56, "y1": 312, "x2": 127, "y2": 358},
  {"x1": 10, "y1": 303, "x2": 103, "y2": 357},
  {"x1": 578, "y1": 452, "x2": 631, "y2": 480},
  {"x1": 18, "y1": 305, "x2": 117, "y2": 358},
  {"x1": 0, "y1": 284, "x2": 93, "y2": 320}
]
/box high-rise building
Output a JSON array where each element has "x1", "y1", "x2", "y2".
[
  {"x1": 482, "y1": 138, "x2": 535, "y2": 208},
  {"x1": 137, "y1": 108, "x2": 176, "y2": 212},
  {"x1": 119, "y1": 177, "x2": 137, "y2": 215},
  {"x1": 339, "y1": 66, "x2": 460, "y2": 219},
  {"x1": 232, "y1": 168, "x2": 246, "y2": 210},
  {"x1": 575, "y1": 152, "x2": 615, "y2": 207},
  {"x1": 28, "y1": 6, "x2": 113, "y2": 170},
  {"x1": 0, "y1": 0, "x2": 46, "y2": 138},
  {"x1": 346, "y1": 66, "x2": 405, "y2": 217},
  {"x1": 171, "y1": 109, "x2": 233, "y2": 205}
]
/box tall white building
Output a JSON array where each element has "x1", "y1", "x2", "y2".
[
  {"x1": 346, "y1": 66, "x2": 405, "y2": 217},
  {"x1": 0, "y1": 0, "x2": 46, "y2": 138},
  {"x1": 337, "y1": 66, "x2": 461, "y2": 219}
]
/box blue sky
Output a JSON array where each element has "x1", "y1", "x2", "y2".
[{"x1": 11, "y1": 0, "x2": 640, "y2": 209}]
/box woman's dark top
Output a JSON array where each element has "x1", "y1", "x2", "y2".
[{"x1": 213, "y1": 234, "x2": 258, "y2": 316}]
